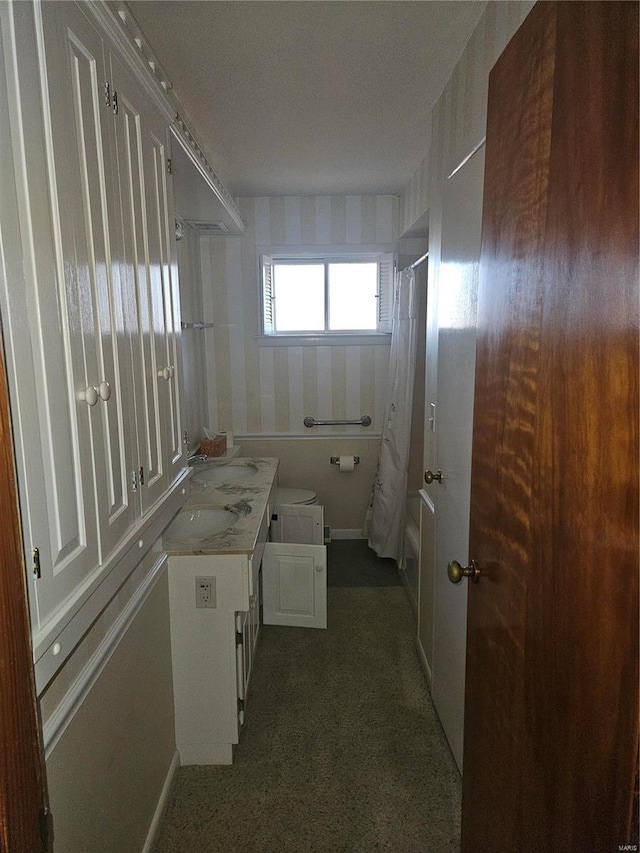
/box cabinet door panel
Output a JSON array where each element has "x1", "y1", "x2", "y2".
[
  {"x1": 20, "y1": 2, "x2": 105, "y2": 628},
  {"x1": 41, "y1": 3, "x2": 134, "y2": 561},
  {"x1": 111, "y1": 54, "x2": 183, "y2": 509},
  {"x1": 147, "y1": 123, "x2": 183, "y2": 483},
  {"x1": 270, "y1": 504, "x2": 324, "y2": 545},
  {"x1": 111, "y1": 64, "x2": 166, "y2": 509},
  {"x1": 262, "y1": 543, "x2": 327, "y2": 629}
]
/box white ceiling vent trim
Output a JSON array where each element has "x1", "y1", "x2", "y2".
[{"x1": 172, "y1": 117, "x2": 245, "y2": 235}]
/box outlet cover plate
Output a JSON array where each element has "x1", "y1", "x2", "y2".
[{"x1": 195, "y1": 576, "x2": 217, "y2": 608}]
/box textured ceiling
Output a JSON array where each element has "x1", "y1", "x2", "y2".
[{"x1": 130, "y1": 1, "x2": 487, "y2": 197}]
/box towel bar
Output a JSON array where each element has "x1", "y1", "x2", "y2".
[
  {"x1": 304, "y1": 415, "x2": 371, "y2": 428},
  {"x1": 181, "y1": 321, "x2": 214, "y2": 330}
]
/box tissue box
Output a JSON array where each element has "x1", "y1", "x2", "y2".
[{"x1": 200, "y1": 435, "x2": 226, "y2": 457}]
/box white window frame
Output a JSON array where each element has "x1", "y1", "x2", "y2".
[{"x1": 258, "y1": 246, "x2": 395, "y2": 346}]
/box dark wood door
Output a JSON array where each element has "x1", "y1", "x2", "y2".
[
  {"x1": 462, "y1": 3, "x2": 639, "y2": 851},
  {"x1": 0, "y1": 332, "x2": 48, "y2": 850}
]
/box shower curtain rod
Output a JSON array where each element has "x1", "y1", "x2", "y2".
[{"x1": 406, "y1": 251, "x2": 429, "y2": 271}]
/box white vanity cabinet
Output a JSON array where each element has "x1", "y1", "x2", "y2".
[
  {"x1": 0, "y1": 1, "x2": 186, "y2": 654},
  {"x1": 165, "y1": 460, "x2": 275, "y2": 765},
  {"x1": 167, "y1": 542, "x2": 267, "y2": 765}
]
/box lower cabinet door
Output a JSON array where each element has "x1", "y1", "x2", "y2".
[
  {"x1": 262, "y1": 543, "x2": 327, "y2": 629},
  {"x1": 270, "y1": 503, "x2": 324, "y2": 545}
]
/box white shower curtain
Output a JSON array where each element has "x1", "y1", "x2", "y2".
[{"x1": 365, "y1": 266, "x2": 419, "y2": 561}]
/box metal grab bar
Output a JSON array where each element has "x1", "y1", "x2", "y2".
[
  {"x1": 181, "y1": 321, "x2": 214, "y2": 330},
  {"x1": 304, "y1": 415, "x2": 372, "y2": 428}
]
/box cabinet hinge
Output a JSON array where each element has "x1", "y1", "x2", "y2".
[
  {"x1": 131, "y1": 470, "x2": 138, "y2": 492},
  {"x1": 235, "y1": 631, "x2": 243, "y2": 647},
  {"x1": 112, "y1": 90, "x2": 119, "y2": 115},
  {"x1": 104, "y1": 81, "x2": 111, "y2": 108},
  {"x1": 33, "y1": 547, "x2": 41, "y2": 579},
  {"x1": 166, "y1": 158, "x2": 172, "y2": 175},
  {"x1": 139, "y1": 466, "x2": 145, "y2": 486},
  {"x1": 237, "y1": 698, "x2": 244, "y2": 714},
  {"x1": 39, "y1": 806, "x2": 51, "y2": 849}
]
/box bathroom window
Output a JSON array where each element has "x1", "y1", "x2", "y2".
[{"x1": 260, "y1": 252, "x2": 394, "y2": 340}]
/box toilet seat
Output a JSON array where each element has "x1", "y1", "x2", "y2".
[{"x1": 272, "y1": 487, "x2": 318, "y2": 506}]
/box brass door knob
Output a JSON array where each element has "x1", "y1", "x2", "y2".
[
  {"x1": 447, "y1": 559, "x2": 480, "y2": 584},
  {"x1": 424, "y1": 469, "x2": 443, "y2": 484}
]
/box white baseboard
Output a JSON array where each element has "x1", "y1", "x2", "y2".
[
  {"x1": 416, "y1": 637, "x2": 433, "y2": 690},
  {"x1": 142, "y1": 749, "x2": 180, "y2": 853},
  {"x1": 399, "y1": 564, "x2": 418, "y2": 615},
  {"x1": 330, "y1": 528, "x2": 367, "y2": 540}
]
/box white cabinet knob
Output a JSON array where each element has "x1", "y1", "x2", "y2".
[
  {"x1": 157, "y1": 366, "x2": 171, "y2": 380},
  {"x1": 99, "y1": 381, "x2": 112, "y2": 401},
  {"x1": 168, "y1": 365, "x2": 175, "y2": 379},
  {"x1": 81, "y1": 385, "x2": 99, "y2": 406}
]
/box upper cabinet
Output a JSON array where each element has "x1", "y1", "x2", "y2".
[
  {"x1": 0, "y1": 0, "x2": 241, "y2": 662},
  {"x1": 108, "y1": 45, "x2": 184, "y2": 509},
  {"x1": 38, "y1": 0, "x2": 135, "y2": 581},
  {"x1": 0, "y1": 0, "x2": 219, "y2": 655},
  {"x1": 28, "y1": 0, "x2": 185, "y2": 632}
]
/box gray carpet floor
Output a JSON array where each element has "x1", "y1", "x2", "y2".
[{"x1": 153, "y1": 540, "x2": 461, "y2": 852}]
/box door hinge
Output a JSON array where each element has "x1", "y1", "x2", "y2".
[
  {"x1": 237, "y1": 698, "x2": 244, "y2": 713},
  {"x1": 167, "y1": 158, "x2": 172, "y2": 175},
  {"x1": 235, "y1": 631, "x2": 243, "y2": 647},
  {"x1": 112, "y1": 90, "x2": 119, "y2": 115},
  {"x1": 139, "y1": 466, "x2": 145, "y2": 486},
  {"x1": 39, "y1": 807, "x2": 52, "y2": 849},
  {"x1": 33, "y1": 547, "x2": 41, "y2": 579},
  {"x1": 104, "y1": 81, "x2": 111, "y2": 108},
  {"x1": 131, "y1": 470, "x2": 139, "y2": 492}
]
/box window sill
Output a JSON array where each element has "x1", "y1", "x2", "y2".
[{"x1": 257, "y1": 333, "x2": 391, "y2": 348}]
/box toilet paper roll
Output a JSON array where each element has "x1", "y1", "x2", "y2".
[{"x1": 338, "y1": 455, "x2": 355, "y2": 472}]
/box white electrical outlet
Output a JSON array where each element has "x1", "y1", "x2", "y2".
[{"x1": 195, "y1": 576, "x2": 216, "y2": 608}]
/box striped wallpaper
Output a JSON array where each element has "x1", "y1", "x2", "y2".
[
  {"x1": 200, "y1": 195, "x2": 398, "y2": 437},
  {"x1": 400, "y1": 154, "x2": 429, "y2": 237},
  {"x1": 423, "y1": 0, "x2": 535, "y2": 469},
  {"x1": 196, "y1": 3, "x2": 533, "y2": 442}
]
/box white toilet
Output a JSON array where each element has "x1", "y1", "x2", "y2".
[{"x1": 272, "y1": 487, "x2": 318, "y2": 506}]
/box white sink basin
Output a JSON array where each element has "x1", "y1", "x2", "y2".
[
  {"x1": 194, "y1": 463, "x2": 258, "y2": 485},
  {"x1": 166, "y1": 507, "x2": 238, "y2": 540}
]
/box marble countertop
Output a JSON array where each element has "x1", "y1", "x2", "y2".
[{"x1": 163, "y1": 457, "x2": 279, "y2": 556}]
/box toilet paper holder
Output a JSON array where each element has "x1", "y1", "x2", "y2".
[{"x1": 330, "y1": 456, "x2": 360, "y2": 466}]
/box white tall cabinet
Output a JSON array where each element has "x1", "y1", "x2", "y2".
[{"x1": 0, "y1": 1, "x2": 187, "y2": 678}]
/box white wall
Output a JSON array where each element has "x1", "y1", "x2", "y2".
[
  {"x1": 400, "y1": 2, "x2": 535, "y2": 239},
  {"x1": 177, "y1": 220, "x2": 208, "y2": 453},
  {"x1": 42, "y1": 561, "x2": 176, "y2": 852},
  {"x1": 424, "y1": 0, "x2": 535, "y2": 476},
  {"x1": 199, "y1": 195, "x2": 398, "y2": 531}
]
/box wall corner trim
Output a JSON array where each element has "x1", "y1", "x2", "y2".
[{"x1": 142, "y1": 750, "x2": 181, "y2": 853}]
